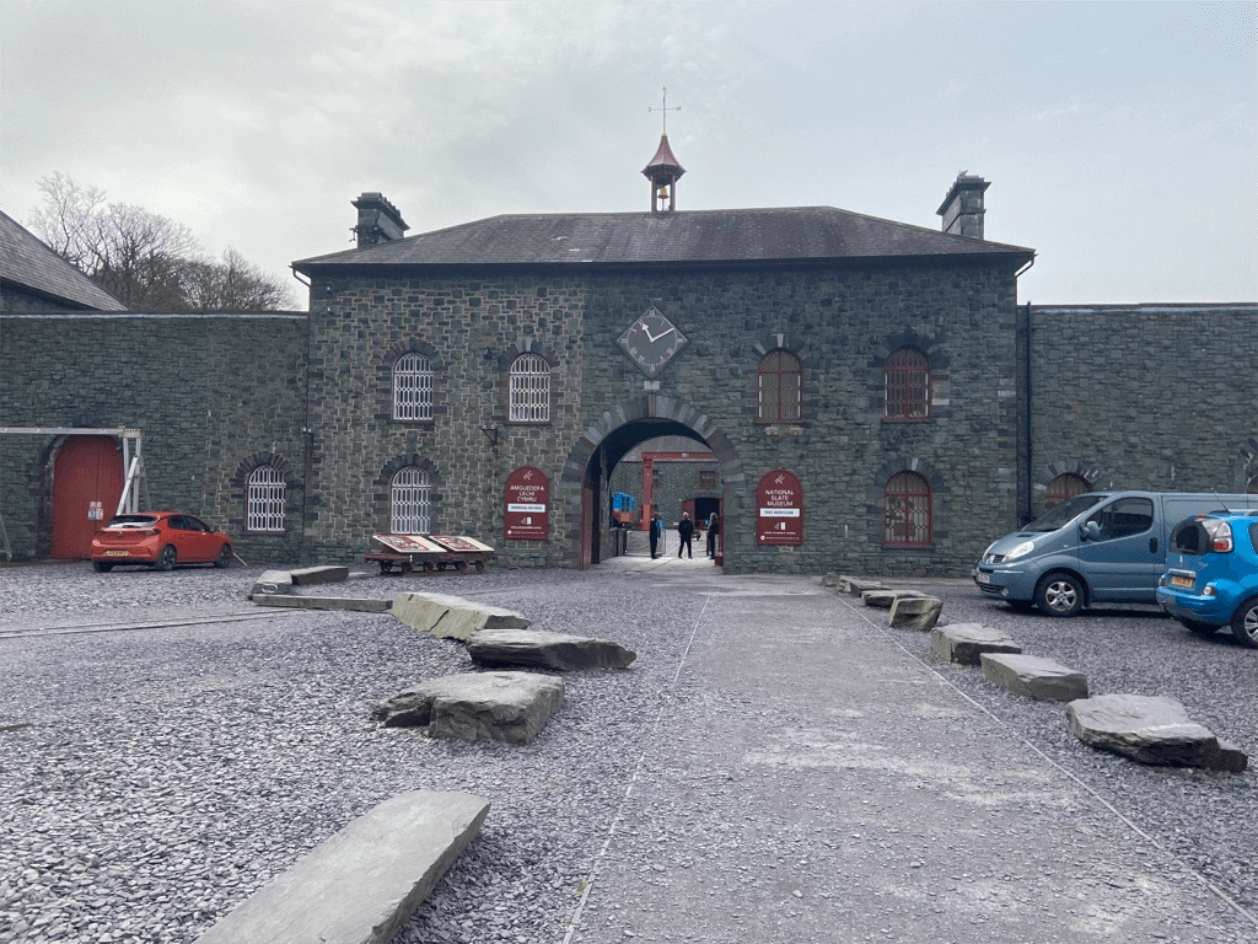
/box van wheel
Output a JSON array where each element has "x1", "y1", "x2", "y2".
[
  {"x1": 1036, "y1": 573, "x2": 1083, "y2": 618},
  {"x1": 1230, "y1": 597, "x2": 1258, "y2": 649}
]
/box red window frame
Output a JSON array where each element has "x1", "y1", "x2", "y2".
[
  {"x1": 884, "y1": 471, "x2": 932, "y2": 546},
  {"x1": 757, "y1": 350, "x2": 802, "y2": 423},
  {"x1": 884, "y1": 348, "x2": 930, "y2": 419}
]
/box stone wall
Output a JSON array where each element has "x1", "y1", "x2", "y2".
[
  {"x1": 1025, "y1": 305, "x2": 1258, "y2": 517},
  {"x1": 0, "y1": 313, "x2": 307, "y2": 562}
]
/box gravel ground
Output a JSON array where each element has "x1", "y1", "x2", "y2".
[{"x1": 0, "y1": 560, "x2": 1255, "y2": 944}]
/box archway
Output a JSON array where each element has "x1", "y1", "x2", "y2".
[{"x1": 560, "y1": 396, "x2": 745, "y2": 568}]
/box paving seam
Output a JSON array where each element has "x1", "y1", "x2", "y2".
[
  {"x1": 561, "y1": 590, "x2": 715, "y2": 944},
  {"x1": 0, "y1": 609, "x2": 302, "y2": 640},
  {"x1": 836, "y1": 592, "x2": 1258, "y2": 931}
]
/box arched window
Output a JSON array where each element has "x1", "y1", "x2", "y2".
[
  {"x1": 1045, "y1": 473, "x2": 1091, "y2": 510},
  {"x1": 509, "y1": 353, "x2": 550, "y2": 423},
  {"x1": 393, "y1": 353, "x2": 433, "y2": 421},
  {"x1": 884, "y1": 471, "x2": 931, "y2": 546},
  {"x1": 247, "y1": 465, "x2": 286, "y2": 533},
  {"x1": 884, "y1": 348, "x2": 931, "y2": 419},
  {"x1": 757, "y1": 350, "x2": 802, "y2": 423},
  {"x1": 391, "y1": 467, "x2": 431, "y2": 533}
]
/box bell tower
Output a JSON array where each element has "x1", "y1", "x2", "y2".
[{"x1": 643, "y1": 87, "x2": 685, "y2": 213}]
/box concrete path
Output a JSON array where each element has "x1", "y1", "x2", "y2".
[{"x1": 565, "y1": 560, "x2": 1242, "y2": 943}]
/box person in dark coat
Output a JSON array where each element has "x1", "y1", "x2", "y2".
[
  {"x1": 677, "y1": 512, "x2": 694, "y2": 559},
  {"x1": 706, "y1": 512, "x2": 720, "y2": 559},
  {"x1": 649, "y1": 512, "x2": 662, "y2": 558}
]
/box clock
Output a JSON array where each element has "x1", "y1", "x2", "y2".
[{"x1": 617, "y1": 307, "x2": 688, "y2": 377}]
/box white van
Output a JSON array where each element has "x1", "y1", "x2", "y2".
[{"x1": 973, "y1": 491, "x2": 1258, "y2": 617}]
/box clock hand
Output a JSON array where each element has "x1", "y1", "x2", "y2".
[{"x1": 643, "y1": 325, "x2": 674, "y2": 343}]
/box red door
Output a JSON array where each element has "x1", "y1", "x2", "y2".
[{"x1": 51, "y1": 436, "x2": 124, "y2": 559}]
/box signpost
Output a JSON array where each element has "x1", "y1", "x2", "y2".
[
  {"x1": 504, "y1": 466, "x2": 549, "y2": 541},
  {"x1": 756, "y1": 469, "x2": 803, "y2": 545}
]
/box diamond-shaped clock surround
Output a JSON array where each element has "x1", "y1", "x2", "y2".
[{"x1": 617, "y1": 306, "x2": 688, "y2": 378}]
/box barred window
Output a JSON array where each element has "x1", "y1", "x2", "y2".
[
  {"x1": 391, "y1": 467, "x2": 431, "y2": 533},
  {"x1": 1045, "y1": 473, "x2": 1091, "y2": 510},
  {"x1": 757, "y1": 350, "x2": 802, "y2": 423},
  {"x1": 885, "y1": 348, "x2": 931, "y2": 419},
  {"x1": 509, "y1": 353, "x2": 550, "y2": 423},
  {"x1": 247, "y1": 466, "x2": 286, "y2": 532},
  {"x1": 393, "y1": 353, "x2": 433, "y2": 421},
  {"x1": 884, "y1": 471, "x2": 931, "y2": 546}
]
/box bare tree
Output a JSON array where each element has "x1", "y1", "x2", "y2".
[{"x1": 28, "y1": 173, "x2": 294, "y2": 311}]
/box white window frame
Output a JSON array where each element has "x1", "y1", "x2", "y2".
[
  {"x1": 247, "y1": 466, "x2": 286, "y2": 533},
  {"x1": 391, "y1": 466, "x2": 431, "y2": 533},
  {"x1": 393, "y1": 353, "x2": 434, "y2": 422},
  {"x1": 509, "y1": 353, "x2": 550, "y2": 423}
]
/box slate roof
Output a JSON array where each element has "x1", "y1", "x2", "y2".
[
  {"x1": 0, "y1": 210, "x2": 127, "y2": 311},
  {"x1": 294, "y1": 206, "x2": 1035, "y2": 273}
]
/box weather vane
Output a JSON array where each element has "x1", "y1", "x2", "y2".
[{"x1": 648, "y1": 86, "x2": 681, "y2": 135}]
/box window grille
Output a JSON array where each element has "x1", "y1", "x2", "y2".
[
  {"x1": 510, "y1": 353, "x2": 550, "y2": 423},
  {"x1": 1045, "y1": 473, "x2": 1091, "y2": 510},
  {"x1": 698, "y1": 470, "x2": 717, "y2": 489},
  {"x1": 884, "y1": 471, "x2": 931, "y2": 546},
  {"x1": 885, "y1": 348, "x2": 930, "y2": 419},
  {"x1": 756, "y1": 350, "x2": 802, "y2": 422},
  {"x1": 393, "y1": 353, "x2": 433, "y2": 421},
  {"x1": 247, "y1": 466, "x2": 286, "y2": 532},
  {"x1": 391, "y1": 467, "x2": 431, "y2": 533}
]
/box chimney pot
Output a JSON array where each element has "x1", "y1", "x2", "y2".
[{"x1": 352, "y1": 192, "x2": 409, "y2": 248}]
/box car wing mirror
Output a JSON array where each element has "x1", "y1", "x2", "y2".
[{"x1": 1080, "y1": 520, "x2": 1102, "y2": 542}]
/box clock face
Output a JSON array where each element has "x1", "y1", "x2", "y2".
[{"x1": 617, "y1": 307, "x2": 688, "y2": 377}]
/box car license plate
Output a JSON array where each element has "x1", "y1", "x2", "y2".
[
  {"x1": 105, "y1": 550, "x2": 129, "y2": 557},
  {"x1": 1170, "y1": 574, "x2": 1194, "y2": 589},
  {"x1": 976, "y1": 573, "x2": 991, "y2": 585}
]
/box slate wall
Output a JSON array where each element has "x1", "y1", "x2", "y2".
[
  {"x1": 0, "y1": 313, "x2": 307, "y2": 563},
  {"x1": 1025, "y1": 304, "x2": 1258, "y2": 516}
]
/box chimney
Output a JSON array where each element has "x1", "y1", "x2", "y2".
[
  {"x1": 936, "y1": 172, "x2": 990, "y2": 240},
  {"x1": 352, "y1": 192, "x2": 408, "y2": 248}
]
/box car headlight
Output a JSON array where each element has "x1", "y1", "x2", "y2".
[{"x1": 1004, "y1": 540, "x2": 1035, "y2": 562}]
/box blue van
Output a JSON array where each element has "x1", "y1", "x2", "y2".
[{"x1": 973, "y1": 491, "x2": 1258, "y2": 617}]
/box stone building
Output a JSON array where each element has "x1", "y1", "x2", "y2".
[{"x1": 1, "y1": 140, "x2": 1255, "y2": 572}]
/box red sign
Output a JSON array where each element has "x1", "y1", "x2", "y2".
[
  {"x1": 504, "y1": 466, "x2": 549, "y2": 541},
  {"x1": 756, "y1": 469, "x2": 803, "y2": 545}
]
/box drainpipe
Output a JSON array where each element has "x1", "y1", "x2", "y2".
[{"x1": 1023, "y1": 301, "x2": 1034, "y2": 525}]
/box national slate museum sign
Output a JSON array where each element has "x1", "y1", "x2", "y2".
[
  {"x1": 756, "y1": 469, "x2": 803, "y2": 545},
  {"x1": 504, "y1": 466, "x2": 549, "y2": 541}
]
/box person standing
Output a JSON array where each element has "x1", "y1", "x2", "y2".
[
  {"x1": 677, "y1": 512, "x2": 694, "y2": 559},
  {"x1": 706, "y1": 512, "x2": 720, "y2": 559},
  {"x1": 649, "y1": 512, "x2": 662, "y2": 559}
]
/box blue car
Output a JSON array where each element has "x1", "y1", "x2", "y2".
[{"x1": 1156, "y1": 511, "x2": 1258, "y2": 648}]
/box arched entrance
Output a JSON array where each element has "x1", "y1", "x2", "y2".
[
  {"x1": 50, "y1": 436, "x2": 125, "y2": 559},
  {"x1": 561, "y1": 397, "x2": 745, "y2": 568}
]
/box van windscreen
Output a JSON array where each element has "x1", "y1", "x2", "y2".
[{"x1": 1023, "y1": 493, "x2": 1107, "y2": 533}]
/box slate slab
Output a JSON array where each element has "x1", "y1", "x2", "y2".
[
  {"x1": 1068, "y1": 694, "x2": 1248, "y2": 772},
  {"x1": 252, "y1": 595, "x2": 392, "y2": 613},
  {"x1": 841, "y1": 576, "x2": 884, "y2": 597},
  {"x1": 250, "y1": 570, "x2": 293, "y2": 597},
  {"x1": 861, "y1": 589, "x2": 923, "y2": 609},
  {"x1": 193, "y1": 790, "x2": 489, "y2": 944},
  {"x1": 931, "y1": 623, "x2": 1022, "y2": 665},
  {"x1": 888, "y1": 595, "x2": 943, "y2": 631},
  {"x1": 466, "y1": 629, "x2": 636, "y2": 671},
  {"x1": 373, "y1": 671, "x2": 564, "y2": 745},
  {"x1": 980, "y1": 653, "x2": 1089, "y2": 701},
  {"x1": 289, "y1": 565, "x2": 350, "y2": 586},
  {"x1": 394, "y1": 592, "x2": 530, "y2": 640}
]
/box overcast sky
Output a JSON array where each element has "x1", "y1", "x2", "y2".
[{"x1": 2, "y1": 1, "x2": 1254, "y2": 309}]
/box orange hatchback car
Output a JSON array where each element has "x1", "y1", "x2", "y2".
[{"x1": 91, "y1": 512, "x2": 233, "y2": 572}]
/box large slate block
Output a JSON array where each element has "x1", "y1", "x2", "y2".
[
  {"x1": 931, "y1": 623, "x2": 1022, "y2": 665},
  {"x1": 467, "y1": 629, "x2": 636, "y2": 671},
  {"x1": 250, "y1": 570, "x2": 293, "y2": 597},
  {"x1": 289, "y1": 565, "x2": 350, "y2": 586},
  {"x1": 980, "y1": 653, "x2": 1089, "y2": 701},
  {"x1": 888, "y1": 595, "x2": 943, "y2": 631},
  {"x1": 840, "y1": 576, "x2": 884, "y2": 597},
  {"x1": 861, "y1": 589, "x2": 923, "y2": 609},
  {"x1": 1068, "y1": 694, "x2": 1248, "y2": 773},
  {"x1": 373, "y1": 671, "x2": 564, "y2": 745},
  {"x1": 394, "y1": 592, "x2": 530, "y2": 640},
  {"x1": 194, "y1": 790, "x2": 489, "y2": 944}
]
